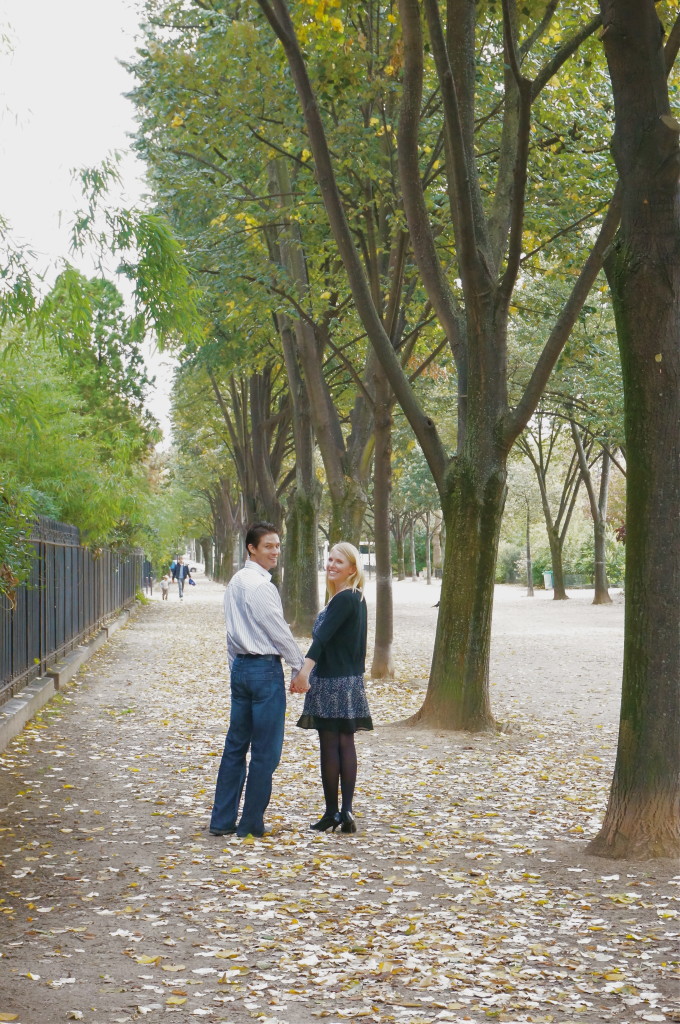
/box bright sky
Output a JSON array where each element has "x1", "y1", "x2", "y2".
[{"x1": 0, "y1": 0, "x2": 175, "y2": 437}]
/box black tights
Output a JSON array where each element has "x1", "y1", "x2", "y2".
[{"x1": 318, "y1": 729, "x2": 357, "y2": 814}]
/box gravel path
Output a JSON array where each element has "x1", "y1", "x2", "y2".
[{"x1": 0, "y1": 574, "x2": 677, "y2": 1024}]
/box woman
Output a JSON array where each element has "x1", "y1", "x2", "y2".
[{"x1": 294, "y1": 542, "x2": 373, "y2": 834}]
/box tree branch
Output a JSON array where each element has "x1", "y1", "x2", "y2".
[
  {"x1": 422, "y1": 0, "x2": 491, "y2": 299},
  {"x1": 519, "y1": 0, "x2": 559, "y2": 58},
  {"x1": 506, "y1": 183, "x2": 622, "y2": 445},
  {"x1": 397, "y1": 0, "x2": 467, "y2": 391},
  {"x1": 532, "y1": 15, "x2": 602, "y2": 100},
  {"x1": 255, "y1": 0, "x2": 448, "y2": 484},
  {"x1": 498, "y1": 0, "x2": 533, "y2": 311},
  {"x1": 520, "y1": 202, "x2": 610, "y2": 264},
  {"x1": 166, "y1": 147, "x2": 229, "y2": 179}
]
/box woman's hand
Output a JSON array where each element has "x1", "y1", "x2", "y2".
[
  {"x1": 290, "y1": 671, "x2": 310, "y2": 694},
  {"x1": 290, "y1": 656, "x2": 315, "y2": 693}
]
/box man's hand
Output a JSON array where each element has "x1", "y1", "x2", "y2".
[{"x1": 290, "y1": 671, "x2": 310, "y2": 694}]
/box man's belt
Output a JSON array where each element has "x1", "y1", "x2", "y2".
[{"x1": 236, "y1": 653, "x2": 282, "y2": 661}]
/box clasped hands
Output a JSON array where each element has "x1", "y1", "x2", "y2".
[{"x1": 290, "y1": 671, "x2": 310, "y2": 694}]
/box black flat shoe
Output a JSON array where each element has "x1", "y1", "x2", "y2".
[
  {"x1": 339, "y1": 810, "x2": 357, "y2": 834},
  {"x1": 310, "y1": 811, "x2": 340, "y2": 832}
]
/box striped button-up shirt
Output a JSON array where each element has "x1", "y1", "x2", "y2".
[{"x1": 224, "y1": 559, "x2": 303, "y2": 673}]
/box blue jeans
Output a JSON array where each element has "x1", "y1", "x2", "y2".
[
  {"x1": 176, "y1": 576, "x2": 185, "y2": 598},
  {"x1": 210, "y1": 656, "x2": 286, "y2": 836}
]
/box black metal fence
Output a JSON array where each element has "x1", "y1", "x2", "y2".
[{"x1": 0, "y1": 516, "x2": 143, "y2": 706}]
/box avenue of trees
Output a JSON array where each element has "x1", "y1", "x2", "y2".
[{"x1": 0, "y1": 0, "x2": 677, "y2": 858}]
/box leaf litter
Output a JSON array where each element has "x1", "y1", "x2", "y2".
[{"x1": 0, "y1": 578, "x2": 677, "y2": 1024}]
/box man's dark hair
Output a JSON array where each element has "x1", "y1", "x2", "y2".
[{"x1": 245, "y1": 521, "x2": 279, "y2": 552}]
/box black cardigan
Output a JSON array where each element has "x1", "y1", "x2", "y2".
[{"x1": 306, "y1": 588, "x2": 367, "y2": 678}]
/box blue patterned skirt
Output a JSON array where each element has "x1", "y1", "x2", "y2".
[{"x1": 297, "y1": 668, "x2": 373, "y2": 734}]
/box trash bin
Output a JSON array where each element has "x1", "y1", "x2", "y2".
[{"x1": 543, "y1": 570, "x2": 554, "y2": 589}]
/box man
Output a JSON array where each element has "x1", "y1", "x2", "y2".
[
  {"x1": 209, "y1": 522, "x2": 308, "y2": 838},
  {"x1": 172, "y1": 556, "x2": 191, "y2": 600}
]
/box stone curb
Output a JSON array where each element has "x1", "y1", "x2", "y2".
[{"x1": 0, "y1": 603, "x2": 139, "y2": 753}]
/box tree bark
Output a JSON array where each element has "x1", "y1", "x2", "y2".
[
  {"x1": 209, "y1": 478, "x2": 239, "y2": 584},
  {"x1": 547, "y1": 525, "x2": 568, "y2": 601},
  {"x1": 424, "y1": 511, "x2": 432, "y2": 585},
  {"x1": 371, "y1": 371, "x2": 395, "y2": 678},
  {"x1": 275, "y1": 310, "x2": 320, "y2": 632},
  {"x1": 198, "y1": 536, "x2": 214, "y2": 579},
  {"x1": 571, "y1": 421, "x2": 613, "y2": 605},
  {"x1": 431, "y1": 514, "x2": 443, "y2": 575},
  {"x1": 592, "y1": 449, "x2": 613, "y2": 604},
  {"x1": 393, "y1": 517, "x2": 406, "y2": 581},
  {"x1": 525, "y1": 505, "x2": 534, "y2": 597},
  {"x1": 588, "y1": 0, "x2": 680, "y2": 858},
  {"x1": 409, "y1": 521, "x2": 418, "y2": 581},
  {"x1": 282, "y1": 487, "x2": 319, "y2": 634},
  {"x1": 409, "y1": 455, "x2": 505, "y2": 731}
]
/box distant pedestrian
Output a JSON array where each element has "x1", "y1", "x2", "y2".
[
  {"x1": 209, "y1": 521, "x2": 308, "y2": 839},
  {"x1": 160, "y1": 574, "x2": 171, "y2": 601},
  {"x1": 172, "y1": 557, "x2": 191, "y2": 600}
]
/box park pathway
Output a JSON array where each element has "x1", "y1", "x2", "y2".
[{"x1": 0, "y1": 576, "x2": 677, "y2": 1024}]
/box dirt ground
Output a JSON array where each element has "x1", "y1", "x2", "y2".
[{"x1": 0, "y1": 574, "x2": 678, "y2": 1024}]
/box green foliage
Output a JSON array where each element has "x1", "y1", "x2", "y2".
[
  {"x1": 519, "y1": 526, "x2": 625, "y2": 589},
  {"x1": 0, "y1": 216, "x2": 43, "y2": 328},
  {"x1": 71, "y1": 157, "x2": 202, "y2": 349},
  {"x1": 0, "y1": 276, "x2": 161, "y2": 551},
  {"x1": 496, "y1": 541, "x2": 524, "y2": 584},
  {"x1": 0, "y1": 484, "x2": 36, "y2": 600},
  {"x1": 391, "y1": 428, "x2": 441, "y2": 515}
]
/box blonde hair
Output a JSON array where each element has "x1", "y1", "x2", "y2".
[{"x1": 327, "y1": 542, "x2": 365, "y2": 597}]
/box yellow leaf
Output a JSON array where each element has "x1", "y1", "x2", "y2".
[
  {"x1": 162, "y1": 965, "x2": 186, "y2": 972},
  {"x1": 135, "y1": 954, "x2": 162, "y2": 965},
  {"x1": 166, "y1": 997, "x2": 186, "y2": 1006},
  {"x1": 0, "y1": 1014, "x2": 19, "y2": 1022}
]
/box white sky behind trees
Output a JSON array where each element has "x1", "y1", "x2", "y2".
[{"x1": 0, "y1": 0, "x2": 175, "y2": 437}]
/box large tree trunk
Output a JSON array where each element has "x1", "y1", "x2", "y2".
[
  {"x1": 424, "y1": 511, "x2": 432, "y2": 585},
  {"x1": 525, "y1": 505, "x2": 534, "y2": 598},
  {"x1": 409, "y1": 456, "x2": 505, "y2": 731},
  {"x1": 593, "y1": 451, "x2": 613, "y2": 605},
  {"x1": 371, "y1": 373, "x2": 395, "y2": 678},
  {"x1": 210, "y1": 479, "x2": 239, "y2": 584},
  {"x1": 431, "y1": 514, "x2": 443, "y2": 575},
  {"x1": 588, "y1": 0, "x2": 680, "y2": 859},
  {"x1": 276, "y1": 312, "x2": 320, "y2": 633},
  {"x1": 198, "y1": 536, "x2": 214, "y2": 579},
  {"x1": 393, "y1": 518, "x2": 406, "y2": 581},
  {"x1": 282, "y1": 488, "x2": 319, "y2": 634},
  {"x1": 409, "y1": 521, "x2": 417, "y2": 580},
  {"x1": 329, "y1": 486, "x2": 366, "y2": 547},
  {"x1": 547, "y1": 525, "x2": 569, "y2": 601},
  {"x1": 214, "y1": 529, "x2": 235, "y2": 584}
]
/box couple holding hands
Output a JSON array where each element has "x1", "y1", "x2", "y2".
[{"x1": 209, "y1": 522, "x2": 373, "y2": 839}]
